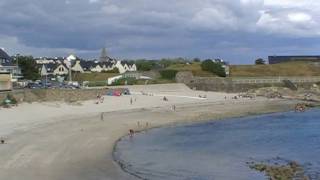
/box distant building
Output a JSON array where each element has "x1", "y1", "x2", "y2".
[
  {"x1": 100, "y1": 48, "x2": 108, "y2": 62},
  {"x1": 0, "y1": 49, "x2": 21, "y2": 81},
  {"x1": 36, "y1": 52, "x2": 137, "y2": 76},
  {"x1": 268, "y1": 56, "x2": 320, "y2": 64}
]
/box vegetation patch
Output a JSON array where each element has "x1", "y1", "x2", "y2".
[
  {"x1": 201, "y1": 60, "x2": 226, "y2": 77},
  {"x1": 73, "y1": 72, "x2": 119, "y2": 82},
  {"x1": 230, "y1": 61, "x2": 320, "y2": 77},
  {"x1": 87, "y1": 81, "x2": 107, "y2": 87},
  {"x1": 159, "y1": 69, "x2": 178, "y2": 80},
  {"x1": 247, "y1": 159, "x2": 308, "y2": 180},
  {"x1": 101, "y1": 68, "x2": 119, "y2": 73},
  {"x1": 1, "y1": 94, "x2": 18, "y2": 107},
  {"x1": 15, "y1": 56, "x2": 40, "y2": 80},
  {"x1": 166, "y1": 62, "x2": 216, "y2": 77},
  {"x1": 112, "y1": 77, "x2": 137, "y2": 86}
]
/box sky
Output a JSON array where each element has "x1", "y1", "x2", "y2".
[{"x1": 0, "y1": 0, "x2": 320, "y2": 64}]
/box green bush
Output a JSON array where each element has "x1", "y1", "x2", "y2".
[
  {"x1": 2, "y1": 94, "x2": 18, "y2": 106},
  {"x1": 101, "y1": 68, "x2": 119, "y2": 73},
  {"x1": 159, "y1": 69, "x2": 178, "y2": 80},
  {"x1": 112, "y1": 77, "x2": 137, "y2": 86},
  {"x1": 135, "y1": 60, "x2": 157, "y2": 71},
  {"x1": 87, "y1": 81, "x2": 107, "y2": 87},
  {"x1": 15, "y1": 56, "x2": 40, "y2": 80},
  {"x1": 201, "y1": 59, "x2": 226, "y2": 77}
]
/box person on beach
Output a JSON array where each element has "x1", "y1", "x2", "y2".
[
  {"x1": 96, "y1": 94, "x2": 101, "y2": 104},
  {"x1": 100, "y1": 96, "x2": 104, "y2": 103},
  {"x1": 172, "y1": 105, "x2": 176, "y2": 111},
  {"x1": 130, "y1": 98, "x2": 133, "y2": 105},
  {"x1": 163, "y1": 96, "x2": 168, "y2": 101},
  {"x1": 129, "y1": 129, "x2": 134, "y2": 137},
  {"x1": 100, "y1": 112, "x2": 104, "y2": 121}
]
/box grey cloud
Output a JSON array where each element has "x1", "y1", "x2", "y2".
[{"x1": 0, "y1": 0, "x2": 319, "y2": 63}]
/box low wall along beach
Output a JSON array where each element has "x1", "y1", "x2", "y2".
[
  {"x1": 0, "y1": 89, "x2": 107, "y2": 103},
  {"x1": 176, "y1": 72, "x2": 320, "y2": 92}
]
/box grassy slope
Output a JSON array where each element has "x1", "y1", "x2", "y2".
[
  {"x1": 166, "y1": 62, "x2": 215, "y2": 77},
  {"x1": 72, "y1": 72, "x2": 119, "y2": 82},
  {"x1": 230, "y1": 62, "x2": 320, "y2": 77}
]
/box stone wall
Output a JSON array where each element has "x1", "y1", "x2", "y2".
[
  {"x1": 0, "y1": 88, "x2": 107, "y2": 103},
  {"x1": 176, "y1": 72, "x2": 317, "y2": 93}
]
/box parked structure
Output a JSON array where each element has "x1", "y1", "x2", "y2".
[
  {"x1": 268, "y1": 56, "x2": 320, "y2": 64},
  {"x1": 107, "y1": 71, "x2": 152, "y2": 85},
  {"x1": 0, "y1": 72, "x2": 12, "y2": 91}
]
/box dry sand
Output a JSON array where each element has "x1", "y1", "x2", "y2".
[{"x1": 0, "y1": 84, "x2": 297, "y2": 180}]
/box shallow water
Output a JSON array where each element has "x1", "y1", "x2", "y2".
[{"x1": 114, "y1": 109, "x2": 320, "y2": 180}]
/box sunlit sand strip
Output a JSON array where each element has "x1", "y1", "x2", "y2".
[{"x1": 131, "y1": 91, "x2": 206, "y2": 100}]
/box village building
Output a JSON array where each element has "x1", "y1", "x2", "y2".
[
  {"x1": 0, "y1": 49, "x2": 21, "y2": 82},
  {"x1": 36, "y1": 51, "x2": 137, "y2": 77}
]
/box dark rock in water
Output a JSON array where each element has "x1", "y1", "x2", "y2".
[{"x1": 249, "y1": 159, "x2": 309, "y2": 180}]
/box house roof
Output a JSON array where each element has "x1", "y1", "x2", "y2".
[
  {"x1": 0, "y1": 49, "x2": 14, "y2": 66},
  {"x1": 42, "y1": 62, "x2": 69, "y2": 73},
  {"x1": 121, "y1": 60, "x2": 135, "y2": 66},
  {"x1": 79, "y1": 60, "x2": 115, "y2": 70},
  {"x1": 0, "y1": 49, "x2": 11, "y2": 60}
]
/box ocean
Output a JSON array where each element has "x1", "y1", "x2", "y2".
[{"x1": 114, "y1": 109, "x2": 320, "y2": 180}]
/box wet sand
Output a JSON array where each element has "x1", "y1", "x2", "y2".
[{"x1": 0, "y1": 84, "x2": 297, "y2": 180}]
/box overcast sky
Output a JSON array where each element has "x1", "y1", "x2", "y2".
[{"x1": 0, "y1": 0, "x2": 320, "y2": 63}]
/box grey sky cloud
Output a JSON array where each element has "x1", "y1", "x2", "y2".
[{"x1": 0, "y1": 0, "x2": 319, "y2": 63}]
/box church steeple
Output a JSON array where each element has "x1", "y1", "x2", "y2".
[{"x1": 100, "y1": 48, "x2": 108, "y2": 62}]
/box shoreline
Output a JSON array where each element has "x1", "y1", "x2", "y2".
[
  {"x1": 111, "y1": 100, "x2": 300, "y2": 179},
  {"x1": 0, "y1": 85, "x2": 301, "y2": 180}
]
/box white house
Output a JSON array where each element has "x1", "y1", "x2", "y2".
[
  {"x1": 36, "y1": 53, "x2": 138, "y2": 76},
  {"x1": 71, "y1": 60, "x2": 84, "y2": 73},
  {"x1": 0, "y1": 49, "x2": 22, "y2": 81},
  {"x1": 53, "y1": 64, "x2": 69, "y2": 75},
  {"x1": 90, "y1": 63, "x2": 103, "y2": 72},
  {"x1": 114, "y1": 61, "x2": 137, "y2": 74}
]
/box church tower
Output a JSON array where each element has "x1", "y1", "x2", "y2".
[{"x1": 99, "y1": 48, "x2": 108, "y2": 62}]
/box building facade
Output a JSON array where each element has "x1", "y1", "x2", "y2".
[
  {"x1": 0, "y1": 49, "x2": 21, "y2": 81},
  {"x1": 37, "y1": 54, "x2": 137, "y2": 76}
]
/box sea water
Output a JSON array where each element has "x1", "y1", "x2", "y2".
[{"x1": 114, "y1": 109, "x2": 320, "y2": 180}]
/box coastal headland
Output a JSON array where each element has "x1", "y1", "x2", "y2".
[{"x1": 0, "y1": 84, "x2": 299, "y2": 180}]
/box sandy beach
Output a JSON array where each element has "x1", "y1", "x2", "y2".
[{"x1": 0, "y1": 84, "x2": 298, "y2": 180}]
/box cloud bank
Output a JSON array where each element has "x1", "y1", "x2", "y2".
[{"x1": 0, "y1": 0, "x2": 319, "y2": 63}]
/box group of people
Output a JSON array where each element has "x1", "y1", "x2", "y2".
[
  {"x1": 295, "y1": 103, "x2": 306, "y2": 112},
  {"x1": 129, "y1": 121, "x2": 150, "y2": 137},
  {"x1": 141, "y1": 91, "x2": 154, "y2": 96},
  {"x1": 198, "y1": 95, "x2": 207, "y2": 98}
]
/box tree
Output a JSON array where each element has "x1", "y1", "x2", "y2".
[
  {"x1": 102, "y1": 67, "x2": 119, "y2": 73},
  {"x1": 159, "y1": 69, "x2": 178, "y2": 80},
  {"x1": 255, "y1": 58, "x2": 266, "y2": 65},
  {"x1": 135, "y1": 59, "x2": 157, "y2": 71},
  {"x1": 201, "y1": 59, "x2": 226, "y2": 77},
  {"x1": 15, "y1": 56, "x2": 40, "y2": 80},
  {"x1": 193, "y1": 58, "x2": 201, "y2": 62}
]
